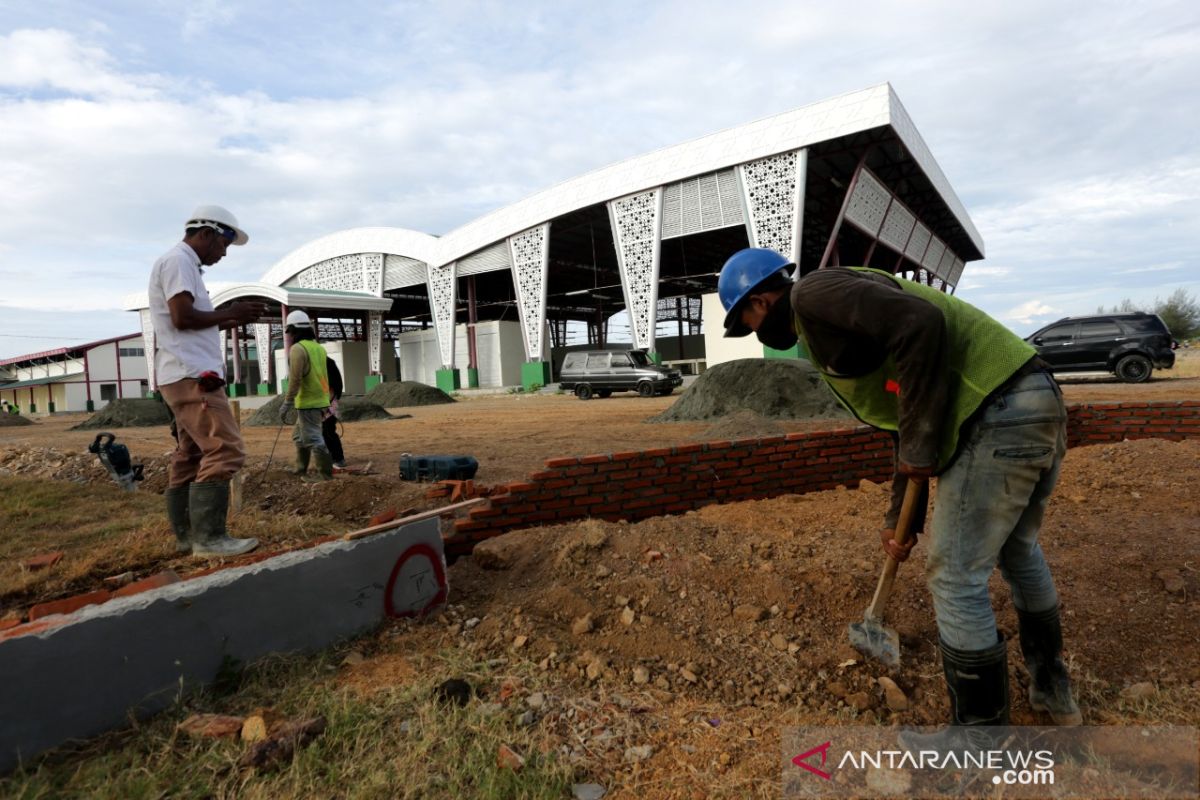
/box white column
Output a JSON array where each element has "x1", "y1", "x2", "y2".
[
  {"x1": 138, "y1": 309, "x2": 156, "y2": 391},
  {"x1": 508, "y1": 224, "x2": 551, "y2": 361},
  {"x1": 368, "y1": 311, "x2": 383, "y2": 374},
  {"x1": 427, "y1": 263, "x2": 458, "y2": 369},
  {"x1": 607, "y1": 188, "x2": 663, "y2": 353},
  {"x1": 254, "y1": 323, "x2": 272, "y2": 389}
]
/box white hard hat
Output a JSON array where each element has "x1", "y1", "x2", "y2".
[
  {"x1": 286, "y1": 310, "x2": 313, "y2": 327},
  {"x1": 185, "y1": 204, "x2": 248, "y2": 245}
]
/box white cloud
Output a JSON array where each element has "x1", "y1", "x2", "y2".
[
  {"x1": 1002, "y1": 300, "x2": 1059, "y2": 327},
  {"x1": 0, "y1": 2, "x2": 1198, "y2": 357}
]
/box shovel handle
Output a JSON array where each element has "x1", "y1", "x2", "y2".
[{"x1": 864, "y1": 479, "x2": 924, "y2": 621}]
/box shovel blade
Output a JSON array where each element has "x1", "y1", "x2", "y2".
[{"x1": 848, "y1": 617, "x2": 900, "y2": 667}]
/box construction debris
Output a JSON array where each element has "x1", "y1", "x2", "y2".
[
  {"x1": 178, "y1": 714, "x2": 245, "y2": 739},
  {"x1": 237, "y1": 716, "x2": 327, "y2": 771}
]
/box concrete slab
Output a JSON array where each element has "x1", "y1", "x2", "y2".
[{"x1": 0, "y1": 518, "x2": 444, "y2": 771}]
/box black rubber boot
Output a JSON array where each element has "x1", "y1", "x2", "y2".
[
  {"x1": 188, "y1": 481, "x2": 259, "y2": 557},
  {"x1": 898, "y1": 636, "x2": 1010, "y2": 753},
  {"x1": 1018, "y1": 605, "x2": 1082, "y2": 725},
  {"x1": 165, "y1": 486, "x2": 191, "y2": 553},
  {"x1": 292, "y1": 445, "x2": 311, "y2": 476},
  {"x1": 308, "y1": 449, "x2": 334, "y2": 481}
]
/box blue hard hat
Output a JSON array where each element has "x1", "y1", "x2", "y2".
[{"x1": 718, "y1": 248, "x2": 795, "y2": 337}]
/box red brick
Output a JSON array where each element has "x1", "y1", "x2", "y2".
[
  {"x1": 22, "y1": 551, "x2": 64, "y2": 571},
  {"x1": 29, "y1": 589, "x2": 112, "y2": 621},
  {"x1": 544, "y1": 456, "x2": 579, "y2": 468},
  {"x1": 610, "y1": 450, "x2": 642, "y2": 461},
  {"x1": 505, "y1": 482, "x2": 538, "y2": 493},
  {"x1": 113, "y1": 569, "x2": 183, "y2": 599},
  {"x1": 0, "y1": 617, "x2": 22, "y2": 631},
  {"x1": 564, "y1": 466, "x2": 597, "y2": 477},
  {"x1": 673, "y1": 443, "x2": 705, "y2": 455},
  {"x1": 642, "y1": 447, "x2": 675, "y2": 458},
  {"x1": 527, "y1": 470, "x2": 559, "y2": 481},
  {"x1": 579, "y1": 454, "x2": 611, "y2": 465}
]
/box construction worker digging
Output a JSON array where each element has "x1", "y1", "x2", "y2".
[
  {"x1": 718, "y1": 248, "x2": 1082, "y2": 747},
  {"x1": 148, "y1": 205, "x2": 264, "y2": 557},
  {"x1": 280, "y1": 310, "x2": 334, "y2": 481}
]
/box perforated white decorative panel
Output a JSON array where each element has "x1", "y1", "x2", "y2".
[
  {"x1": 368, "y1": 311, "x2": 382, "y2": 374},
  {"x1": 219, "y1": 330, "x2": 227, "y2": 379},
  {"x1": 427, "y1": 263, "x2": 458, "y2": 368},
  {"x1": 923, "y1": 237, "x2": 946, "y2": 270},
  {"x1": 660, "y1": 169, "x2": 745, "y2": 240},
  {"x1": 459, "y1": 241, "x2": 513, "y2": 277},
  {"x1": 383, "y1": 255, "x2": 428, "y2": 290},
  {"x1": 363, "y1": 253, "x2": 383, "y2": 297},
  {"x1": 844, "y1": 170, "x2": 890, "y2": 237},
  {"x1": 878, "y1": 201, "x2": 916, "y2": 252},
  {"x1": 738, "y1": 149, "x2": 806, "y2": 263},
  {"x1": 254, "y1": 323, "x2": 272, "y2": 387},
  {"x1": 608, "y1": 189, "x2": 663, "y2": 351},
  {"x1": 905, "y1": 222, "x2": 932, "y2": 262},
  {"x1": 139, "y1": 309, "x2": 156, "y2": 390},
  {"x1": 508, "y1": 225, "x2": 550, "y2": 361},
  {"x1": 295, "y1": 254, "x2": 366, "y2": 292}
]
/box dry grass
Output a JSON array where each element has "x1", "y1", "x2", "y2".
[
  {"x1": 0, "y1": 643, "x2": 574, "y2": 800},
  {"x1": 0, "y1": 476, "x2": 340, "y2": 615}
]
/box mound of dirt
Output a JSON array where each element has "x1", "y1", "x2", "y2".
[
  {"x1": 71, "y1": 398, "x2": 173, "y2": 429},
  {"x1": 365, "y1": 380, "x2": 455, "y2": 408},
  {"x1": 0, "y1": 414, "x2": 33, "y2": 427},
  {"x1": 337, "y1": 397, "x2": 397, "y2": 422},
  {"x1": 700, "y1": 409, "x2": 785, "y2": 440},
  {"x1": 247, "y1": 396, "x2": 403, "y2": 426},
  {"x1": 651, "y1": 358, "x2": 847, "y2": 422}
]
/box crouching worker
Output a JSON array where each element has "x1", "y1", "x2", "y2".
[
  {"x1": 149, "y1": 204, "x2": 265, "y2": 557},
  {"x1": 717, "y1": 248, "x2": 1081, "y2": 743},
  {"x1": 280, "y1": 310, "x2": 333, "y2": 480}
]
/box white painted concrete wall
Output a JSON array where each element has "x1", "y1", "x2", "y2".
[
  {"x1": 701, "y1": 292, "x2": 764, "y2": 367},
  {"x1": 398, "y1": 320, "x2": 526, "y2": 388}
]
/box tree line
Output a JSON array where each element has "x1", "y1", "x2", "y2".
[{"x1": 1099, "y1": 288, "x2": 1199, "y2": 341}]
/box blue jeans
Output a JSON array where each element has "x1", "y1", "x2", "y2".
[{"x1": 926, "y1": 371, "x2": 1066, "y2": 651}]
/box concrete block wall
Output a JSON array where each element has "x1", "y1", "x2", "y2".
[
  {"x1": 0, "y1": 519, "x2": 445, "y2": 771},
  {"x1": 451, "y1": 400, "x2": 1200, "y2": 554}
]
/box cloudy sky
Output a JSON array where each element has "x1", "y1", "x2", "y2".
[{"x1": 1, "y1": 0, "x2": 1197, "y2": 358}]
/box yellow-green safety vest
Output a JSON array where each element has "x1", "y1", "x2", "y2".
[
  {"x1": 793, "y1": 267, "x2": 1035, "y2": 473},
  {"x1": 294, "y1": 339, "x2": 331, "y2": 410}
]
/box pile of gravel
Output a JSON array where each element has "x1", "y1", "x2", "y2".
[
  {"x1": 71, "y1": 398, "x2": 173, "y2": 429},
  {"x1": 0, "y1": 414, "x2": 33, "y2": 427},
  {"x1": 364, "y1": 380, "x2": 455, "y2": 408},
  {"x1": 650, "y1": 359, "x2": 848, "y2": 423}
]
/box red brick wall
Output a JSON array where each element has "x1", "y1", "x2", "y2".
[{"x1": 451, "y1": 401, "x2": 1200, "y2": 555}]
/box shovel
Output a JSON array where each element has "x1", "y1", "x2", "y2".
[{"x1": 848, "y1": 479, "x2": 924, "y2": 667}]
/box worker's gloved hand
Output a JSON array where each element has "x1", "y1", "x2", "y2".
[
  {"x1": 279, "y1": 401, "x2": 294, "y2": 423},
  {"x1": 880, "y1": 528, "x2": 917, "y2": 562}
]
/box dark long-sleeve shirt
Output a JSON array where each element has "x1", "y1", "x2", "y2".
[{"x1": 790, "y1": 267, "x2": 947, "y2": 528}]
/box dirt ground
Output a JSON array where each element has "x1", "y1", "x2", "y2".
[{"x1": 1, "y1": 353, "x2": 1198, "y2": 795}]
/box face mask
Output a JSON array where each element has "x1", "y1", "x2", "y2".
[{"x1": 755, "y1": 293, "x2": 798, "y2": 351}]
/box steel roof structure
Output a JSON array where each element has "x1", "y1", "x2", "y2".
[{"x1": 129, "y1": 83, "x2": 983, "y2": 387}]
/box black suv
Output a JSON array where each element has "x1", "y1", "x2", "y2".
[{"x1": 1025, "y1": 313, "x2": 1177, "y2": 383}]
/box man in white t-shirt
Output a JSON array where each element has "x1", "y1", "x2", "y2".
[{"x1": 148, "y1": 205, "x2": 266, "y2": 557}]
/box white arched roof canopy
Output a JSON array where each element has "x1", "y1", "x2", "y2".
[{"x1": 261, "y1": 227, "x2": 440, "y2": 288}]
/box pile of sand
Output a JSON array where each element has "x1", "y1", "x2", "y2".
[
  {"x1": 246, "y1": 395, "x2": 400, "y2": 426},
  {"x1": 365, "y1": 381, "x2": 455, "y2": 408},
  {"x1": 650, "y1": 358, "x2": 848, "y2": 422},
  {"x1": 0, "y1": 414, "x2": 33, "y2": 427},
  {"x1": 71, "y1": 398, "x2": 172, "y2": 429}
]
